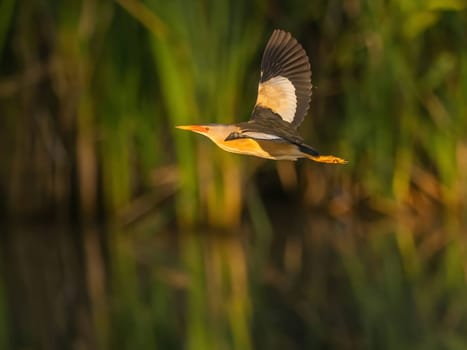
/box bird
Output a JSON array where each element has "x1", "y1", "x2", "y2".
[{"x1": 176, "y1": 29, "x2": 347, "y2": 164}]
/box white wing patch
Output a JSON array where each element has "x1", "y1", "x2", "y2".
[
  {"x1": 241, "y1": 131, "x2": 284, "y2": 140},
  {"x1": 256, "y1": 76, "x2": 297, "y2": 123}
]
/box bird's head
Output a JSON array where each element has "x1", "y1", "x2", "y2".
[{"x1": 176, "y1": 124, "x2": 237, "y2": 144}]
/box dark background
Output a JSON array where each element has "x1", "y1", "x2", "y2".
[{"x1": 1, "y1": 0, "x2": 467, "y2": 349}]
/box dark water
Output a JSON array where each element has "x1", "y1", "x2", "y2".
[{"x1": 1, "y1": 215, "x2": 466, "y2": 350}]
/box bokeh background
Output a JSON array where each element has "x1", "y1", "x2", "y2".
[{"x1": 1, "y1": 0, "x2": 467, "y2": 349}]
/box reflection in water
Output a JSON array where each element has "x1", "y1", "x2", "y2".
[
  {"x1": 1, "y1": 216, "x2": 467, "y2": 349},
  {"x1": 1, "y1": 224, "x2": 100, "y2": 349}
]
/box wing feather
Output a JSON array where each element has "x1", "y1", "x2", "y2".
[{"x1": 252, "y1": 30, "x2": 312, "y2": 128}]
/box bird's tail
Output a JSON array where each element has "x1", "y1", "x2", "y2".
[{"x1": 298, "y1": 144, "x2": 348, "y2": 164}]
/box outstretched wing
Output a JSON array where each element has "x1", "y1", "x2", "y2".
[{"x1": 251, "y1": 29, "x2": 312, "y2": 128}]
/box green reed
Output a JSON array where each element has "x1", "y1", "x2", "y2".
[
  {"x1": 2, "y1": 0, "x2": 467, "y2": 349},
  {"x1": 340, "y1": 222, "x2": 467, "y2": 349},
  {"x1": 335, "y1": 0, "x2": 467, "y2": 208},
  {"x1": 2, "y1": 0, "x2": 466, "y2": 221},
  {"x1": 122, "y1": 0, "x2": 265, "y2": 227}
]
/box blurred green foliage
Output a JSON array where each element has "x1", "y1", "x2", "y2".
[
  {"x1": 1, "y1": 0, "x2": 466, "y2": 223},
  {"x1": 1, "y1": 0, "x2": 467, "y2": 349},
  {"x1": 1, "y1": 0, "x2": 265, "y2": 227}
]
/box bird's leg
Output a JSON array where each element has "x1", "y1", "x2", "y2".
[{"x1": 306, "y1": 154, "x2": 348, "y2": 164}]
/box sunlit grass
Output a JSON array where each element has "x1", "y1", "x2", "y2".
[
  {"x1": 2, "y1": 0, "x2": 466, "y2": 220},
  {"x1": 136, "y1": 0, "x2": 264, "y2": 228},
  {"x1": 1, "y1": 0, "x2": 467, "y2": 349},
  {"x1": 336, "y1": 0, "x2": 467, "y2": 211}
]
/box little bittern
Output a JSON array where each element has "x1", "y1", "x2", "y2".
[{"x1": 176, "y1": 29, "x2": 347, "y2": 164}]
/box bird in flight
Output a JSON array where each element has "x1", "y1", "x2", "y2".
[{"x1": 176, "y1": 29, "x2": 347, "y2": 164}]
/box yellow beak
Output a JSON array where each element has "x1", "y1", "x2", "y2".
[{"x1": 176, "y1": 125, "x2": 210, "y2": 133}]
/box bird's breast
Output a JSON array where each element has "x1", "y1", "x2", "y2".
[{"x1": 217, "y1": 138, "x2": 301, "y2": 160}]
